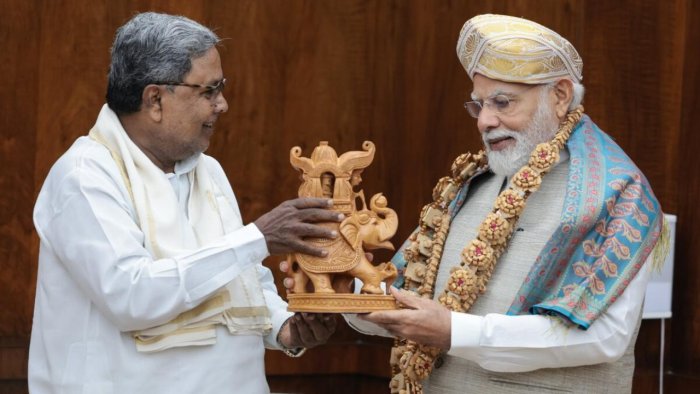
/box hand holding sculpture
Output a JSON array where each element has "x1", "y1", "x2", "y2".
[{"x1": 254, "y1": 197, "x2": 344, "y2": 257}]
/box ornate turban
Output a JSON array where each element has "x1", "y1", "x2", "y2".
[{"x1": 456, "y1": 14, "x2": 583, "y2": 84}]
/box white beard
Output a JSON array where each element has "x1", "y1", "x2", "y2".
[{"x1": 484, "y1": 99, "x2": 560, "y2": 177}]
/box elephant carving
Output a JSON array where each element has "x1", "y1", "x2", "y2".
[
  {"x1": 289, "y1": 193, "x2": 398, "y2": 294},
  {"x1": 286, "y1": 141, "x2": 399, "y2": 311}
]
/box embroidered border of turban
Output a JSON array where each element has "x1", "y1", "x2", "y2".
[{"x1": 456, "y1": 14, "x2": 583, "y2": 84}]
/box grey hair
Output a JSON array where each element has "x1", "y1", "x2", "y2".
[
  {"x1": 569, "y1": 82, "x2": 585, "y2": 111},
  {"x1": 542, "y1": 80, "x2": 585, "y2": 111},
  {"x1": 106, "y1": 12, "x2": 220, "y2": 115}
]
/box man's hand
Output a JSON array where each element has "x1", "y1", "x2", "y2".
[
  {"x1": 278, "y1": 313, "x2": 337, "y2": 349},
  {"x1": 254, "y1": 198, "x2": 343, "y2": 256},
  {"x1": 360, "y1": 287, "x2": 452, "y2": 349},
  {"x1": 279, "y1": 260, "x2": 298, "y2": 293}
]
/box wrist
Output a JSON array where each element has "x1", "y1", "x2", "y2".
[{"x1": 277, "y1": 316, "x2": 306, "y2": 358}]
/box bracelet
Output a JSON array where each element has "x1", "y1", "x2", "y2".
[{"x1": 277, "y1": 316, "x2": 307, "y2": 358}]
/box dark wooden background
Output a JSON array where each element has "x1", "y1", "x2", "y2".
[{"x1": 1, "y1": 1, "x2": 698, "y2": 393}]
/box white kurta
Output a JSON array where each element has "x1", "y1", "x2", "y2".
[{"x1": 30, "y1": 136, "x2": 292, "y2": 394}]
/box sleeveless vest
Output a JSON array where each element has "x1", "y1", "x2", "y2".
[{"x1": 425, "y1": 152, "x2": 640, "y2": 393}]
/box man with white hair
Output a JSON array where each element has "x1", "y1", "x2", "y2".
[
  {"x1": 350, "y1": 14, "x2": 667, "y2": 393},
  {"x1": 29, "y1": 12, "x2": 340, "y2": 394}
]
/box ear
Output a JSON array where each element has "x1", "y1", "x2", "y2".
[
  {"x1": 339, "y1": 218, "x2": 361, "y2": 248},
  {"x1": 141, "y1": 84, "x2": 163, "y2": 122},
  {"x1": 552, "y1": 79, "x2": 574, "y2": 119}
]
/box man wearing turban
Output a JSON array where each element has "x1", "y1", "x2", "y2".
[{"x1": 349, "y1": 14, "x2": 667, "y2": 393}]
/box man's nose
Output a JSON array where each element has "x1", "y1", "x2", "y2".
[
  {"x1": 477, "y1": 105, "x2": 499, "y2": 132},
  {"x1": 213, "y1": 93, "x2": 228, "y2": 113}
]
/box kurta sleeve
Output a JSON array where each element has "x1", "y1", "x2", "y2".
[
  {"x1": 342, "y1": 259, "x2": 650, "y2": 372},
  {"x1": 447, "y1": 260, "x2": 651, "y2": 371},
  {"x1": 257, "y1": 264, "x2": 295, "y2": 349}
]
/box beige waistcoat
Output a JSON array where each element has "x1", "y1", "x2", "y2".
[{"x1": 424, "y1": 152, "x2": 641, "y2": 394}]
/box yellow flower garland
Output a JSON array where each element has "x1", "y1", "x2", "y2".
[{"x1": 390, "y1": 107, "x2": 584, "y2": 394}]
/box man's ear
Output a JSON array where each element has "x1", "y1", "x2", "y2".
[
  {"x1": 142, "y1": 85, "x2": 163, "y2": 122},
  {"x1": 553, "y1": 79, "x2": 574, "y2": 119}
]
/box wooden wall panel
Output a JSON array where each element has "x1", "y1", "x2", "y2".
[
  {"x1": 0, "y1": 0, "x2": 40, "y2": 340},
  {"x1": 674, "y1": 0, "x2": 700, "y2": 383},
  {"x1": 0, "y1": 0, "x2": 40, "y2": 389},
  {"x1": 1, "y1": 1, "x2": 699, "y2": 393},
  {"x1": 579, "y1": 0, "x2": 685, "y2": 215}
]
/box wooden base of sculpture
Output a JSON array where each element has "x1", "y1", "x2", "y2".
[{"x1": 287, "y1": 293, "x2": 398, "y2": 313}]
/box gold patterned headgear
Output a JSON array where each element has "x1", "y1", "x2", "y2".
[{"x1": 456, "y1": 14, "x2": 583, "y2": 84}]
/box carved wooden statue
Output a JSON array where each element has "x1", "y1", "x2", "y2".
[{"x1": 286, "y1": 141, "x2": 398, "y2": 312}]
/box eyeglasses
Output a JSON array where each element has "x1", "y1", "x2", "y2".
[
  {"x1": 153, "y1": 78, "x2": 227, "y2": 99},
  {"x1": 464, "y1": 84, "x2": 540, "y2": 119}
]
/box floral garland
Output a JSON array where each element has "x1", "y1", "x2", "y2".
[{"x1": 390, "y1": 107, "x2": 584, "y2": 394}]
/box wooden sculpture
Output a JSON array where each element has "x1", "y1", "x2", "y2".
[{"x1": 286, "y1": 141, "x2": 399, "y2": 312}]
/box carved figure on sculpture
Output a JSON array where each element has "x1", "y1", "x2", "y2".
[{"x1": 286, "y1": 141, "x2": 399, "y2": 312}]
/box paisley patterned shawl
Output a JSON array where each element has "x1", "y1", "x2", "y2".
[
  {"x1": 392, "y1": 115, "x2": 663, "y2": 329},
  {"x1": 507, "y1": 115, "x2": 662, "y2": 328}
]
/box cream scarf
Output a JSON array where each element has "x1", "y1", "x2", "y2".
[{"x1": 89, "y1": 104, "x2": 271, "y2": 352}]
